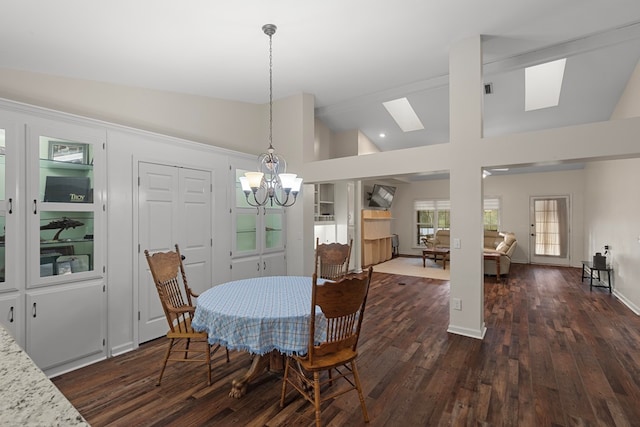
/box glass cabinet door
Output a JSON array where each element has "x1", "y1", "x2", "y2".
[
  {"x1": 232, "y1": 166, "x2": 286, "y2": 255},
  {"x1": 0, "y1": 123, "x2": 20, "y2": 293},
  {"x1": 235, "y1": 212, "x2": 258, "y2": 255},
  {"x1": 0, "y1": 129, "x2": 5, "y2": 286},
  {"x1": 233, "y1": 168, "x2": 260, "y2": 256},
  {"x1": 264, "y1": 209, "x2": 284, "y2": 252},
  {"x1": 27, "y1": 124, "x2": 104, "y2": 287}
]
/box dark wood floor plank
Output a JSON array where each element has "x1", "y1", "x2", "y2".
[{"x1": 52, "y1": 264, "x2": 640, "y2": 426}]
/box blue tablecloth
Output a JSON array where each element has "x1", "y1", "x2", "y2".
[{"x1": 191, "y1": 276, "x2": 326, "y2": 356}]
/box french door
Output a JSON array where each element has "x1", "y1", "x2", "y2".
[
  {"x1": 529, "y1": 195, "x2": 570, "y2": 266},
  {"x1": 137, "y1": 162, "x2": 212, "y2": 343}
]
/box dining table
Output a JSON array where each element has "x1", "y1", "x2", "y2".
[{"x1": 191, "y1": 275, "x2": 326, "y2": 398}]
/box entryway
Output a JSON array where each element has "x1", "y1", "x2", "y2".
[{"x1": 529, "y1": 195, "x2": 571, "y2": 266}]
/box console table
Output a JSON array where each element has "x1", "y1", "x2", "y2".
[{"x1": 581, "y1": 261, "x2": 613, "y2": 293}]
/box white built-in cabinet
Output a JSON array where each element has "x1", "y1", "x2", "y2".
[
  {"x1": 0, "y1": 293, "x2": 21, "y2": 341},
  {"x1": 230, "y1": 162, "x2": 286, "y2": 280},
  {"x1": 0, "y1": 106, "x2": 106, "y2": 376}
]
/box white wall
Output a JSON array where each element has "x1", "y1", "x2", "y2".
[
  {"x1": 484, "y1": 170, "x2": 586, "y2": 266},
  {"x1": 357, "y1": 130, "x2": 381, "y2": 155},
  {"x1": 0, "y1": 68, "x2": 265, "y2": 155},
  {"x1": 390, "y1": 178, "x2": 449, "y2": 255},
  {"x1": 314, "y1": 118, "x2": 332, "y2": 161},
  {"x1": 392, "y1": 169, "x2": 586, "y2": 267},
  {"x1": 582, "y1": 58, "x2": 640, "y2": 314},
  {"x1": 584, "y1": 159, "x2": 640, "y2": 313},
  {"x1": 107, "y1": 128, "x2": 239, "y2": 355},
  {"x1": 332, "y1": 130, "x2": 359, "y2": 158}
]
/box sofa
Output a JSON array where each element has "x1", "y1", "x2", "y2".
[{"x1": 423, "y1": 230, "x2": 517, "y2": 276}]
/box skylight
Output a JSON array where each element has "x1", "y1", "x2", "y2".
[
  {"x1": 525, "y1": 58, "x2": 567, "y2": 111},
  {"x1": 382, "y1": 97, "x2": 424, "y2": 132}
]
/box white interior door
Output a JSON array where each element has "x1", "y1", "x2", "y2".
[
  {"x1": 177, "y1": 167, "x2": 212, "y2": 295},
  {"x1": 529, "y1": 195, "x2": 571, "y2": 266},
  {"x1": 138, "y1": 162, "x2": 212, "y2": 343}
]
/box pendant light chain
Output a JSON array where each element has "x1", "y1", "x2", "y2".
[{"x1": 268, "y1": 30, "x2": 273, "y2": 151}]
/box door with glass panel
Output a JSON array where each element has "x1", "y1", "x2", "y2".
[{"x1": 529, "y1": 196, "x2": 571, "y2": 265}]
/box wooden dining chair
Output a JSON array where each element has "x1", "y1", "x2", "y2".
[
  {"x1": 144, "y1": 244, "x2": 229, "y2": 386},
  {"x1": 280, "y1": 267, "x2": 373, "y2": 426},
  {"x1": 314, "y1": 238, "x2": 353, "y2": 280}
]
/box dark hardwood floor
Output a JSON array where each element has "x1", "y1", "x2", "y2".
[{"x1": 52, "y1": 264, "x2": 640, "y2": 426}]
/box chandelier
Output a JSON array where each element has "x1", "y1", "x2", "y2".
[{"x1": 239, "y1": 24, "x2": 303, "y2": 208}]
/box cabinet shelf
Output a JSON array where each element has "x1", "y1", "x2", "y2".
[
  {"x1": 41, "y1": 239, "x2": 93, "y2": 245},
  {"x1": 39, "y1": 158, "x2": 93, "y2": 171}
]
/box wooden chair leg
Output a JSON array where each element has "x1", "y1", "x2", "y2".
[
  {"x1": 280, "y1": 358, "x2": 290, "y2": 407},
  {"x1": 313, "y1": 371, "x2": 322, "y2": 427},
  {"x1": 351, "y1": 361, "x2": 369, "y2": 423},
  {"x1": 157, "y1": 338, "x2": 174, "y2": 386},
  {"x1": 184, "y1": 338, "x2": 190, "y2": 359}
]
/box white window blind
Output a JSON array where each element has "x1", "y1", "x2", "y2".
[
  {"x1": 483, "y1": 198, "x2": 500, "y2": 210},
  {"x1": 415, "y1": 199, "x2": 497, "y2": 210},
  {"x1": 414, "y1": 200, "x2": 451, "y2": 211}
]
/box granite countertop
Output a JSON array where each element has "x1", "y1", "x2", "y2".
[{"x1": 0, "y1": 325, "x2": 89, "y2": 426}]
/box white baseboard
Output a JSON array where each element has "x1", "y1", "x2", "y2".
[
  {"x1": 613, "y1": 290, "x2": 640, "y2": 315},
  {"x1": 110, "y1": 342, "x2": 136, "y2": 358},
  {"x1": 447, "y1": 324, "x2": 487, "y2": 339}
]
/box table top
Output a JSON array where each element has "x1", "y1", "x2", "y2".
[
  {"x1": 483, "y1": 252, "x2": 501, "y2": 259},
  {"x1": 581, "y1": 261, "x2": 612, "y2": 270},
  {"x1": 191, "y1": 276, "x2": 326, "y2": 356}
]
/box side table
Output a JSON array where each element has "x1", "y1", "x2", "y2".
[
  {"x1": 483, "y1": 252, "x2": 501, "y2": 283},
  {"x1": 581, "y1": 261, "x2": 612, "y2": 293}
]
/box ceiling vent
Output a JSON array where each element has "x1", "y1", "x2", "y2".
[{"x1": 484, "y1": 83, "x2": 493, "y2": 95}]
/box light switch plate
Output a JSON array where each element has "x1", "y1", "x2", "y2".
[{"x1": 453, "y1": 238, "x2": 461, "y2": 249}]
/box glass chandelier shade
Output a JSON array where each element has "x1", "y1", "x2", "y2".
[{"x1": 241, "y1": 24, "x2": 303, "y2": 208}]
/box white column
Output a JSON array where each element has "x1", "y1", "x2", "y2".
[{"x1": 447, "y1": 35, "x2": 487, "y2": 339}]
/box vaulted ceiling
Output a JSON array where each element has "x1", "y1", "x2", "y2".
[{"x1": 2, "y1": 1, "x2": 640, "y2": 153}]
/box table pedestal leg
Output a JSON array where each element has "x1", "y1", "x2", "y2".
[{"x1": 230, "y1": 353, "x2": 270, "y2": 398}]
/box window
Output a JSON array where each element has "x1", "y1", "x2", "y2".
[
  {"x1": 414, "y1": 198, "x2": 501, "y2": 246},
  {"x1": 483, "y1": 197, "x2": 501, "y2": 231},
  {"x1": 414, "y1": 200, "x2": 450, "y2": 246}
]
